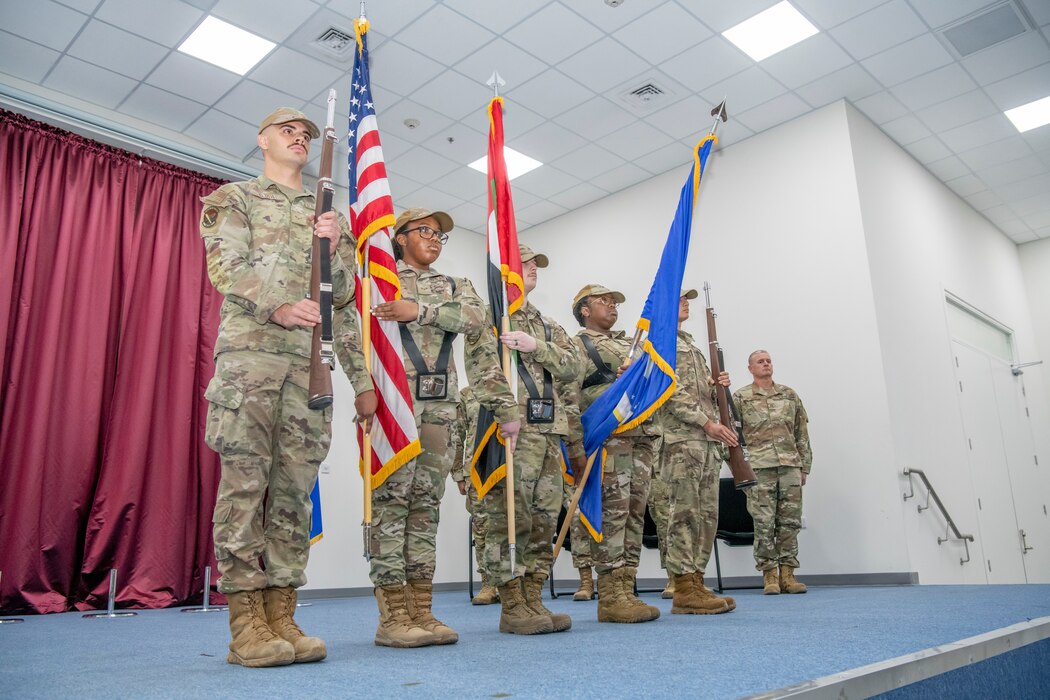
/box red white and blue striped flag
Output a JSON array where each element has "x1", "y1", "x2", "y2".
[{"x1": 348, "y1": 18, "x2": 420, "y2": 487}]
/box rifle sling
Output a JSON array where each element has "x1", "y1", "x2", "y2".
[
  {"x1": 398, "y1": 276, "x2": 457, "y2": 392},
  {"x1": 580, "y1": 334, "x2": 617, "y2": 389},
  {"x1": 516, "y1": 317, "x2": 553, "y2": 401}
]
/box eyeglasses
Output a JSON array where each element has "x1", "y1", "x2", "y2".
[
  {"x1": 590, "y1": 296, "x2": 619, "y2": 309},
  {"x1": 400, "y1": 225, "x2": 449, "y2": 244}
]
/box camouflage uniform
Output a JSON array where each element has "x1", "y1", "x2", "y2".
[
  {"x1": 200, "y1": 176, "x2": 371, "y2": 594},
  {"x1": 478, "y1": 302, "x2": 579, "y2": 586},
  {"x1": 367, "y1": 262, "x2": 515, "y2": 586},
  {"x1": 660, "y1": 329, "x2": 722, "y2": 577},
  {"x1": 649, "y1": 436, "x2": 670, "y2": 568},
  {"x1": 569, "y1": 329, "x2": 661, "y2": 574},
  {"x1": 452, "y1": 387, "x2": 489, "y2": 583},
  {"x1": 733, "y1": 383, "x2": 812, "y2": 571}
]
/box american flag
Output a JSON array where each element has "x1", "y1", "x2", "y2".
[{"x1": 348, "y1": 18, "x2": 420, "y2": 487}]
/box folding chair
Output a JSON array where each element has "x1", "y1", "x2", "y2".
[{"x1": 712, "y1": 477, "x2": 761, "y2": 592}]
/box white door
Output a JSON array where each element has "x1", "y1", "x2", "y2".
[{"x1": 952, "y1": 341, "x2": 1027, "y2": 583}]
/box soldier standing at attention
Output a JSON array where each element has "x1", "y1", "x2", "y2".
[
  {"x1": 733, "y1": 350, "x2": 812, "y2": 595},
  {"x1": 200, "y1": 107, "x2": 377, "y2": 667},
  {"x1": 568, "y1": 284, "x2": 661, "y2": 623},
  {"x1": 661, "y1": 289, "x2": 738, "y2": 615},
  {"x1": 367, "y1": 208, "x2": 519, "y2": 647},
  {"x1": 478, "y1": 245, "x2": 580, "y2": 635}
]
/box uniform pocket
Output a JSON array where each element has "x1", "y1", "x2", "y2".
[
  {"x1": 204, "y1": 376, "x2": 244, "y2": 451},
  {"x1": 212, "y1": 499, "x2": 233, "y2": 523}
]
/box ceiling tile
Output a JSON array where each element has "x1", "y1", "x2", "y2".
[
  {"x1": 248, "y1": 47, "x2": 344, "y2": 102},
  {"x1": 634, "y1": 140, "x2": 694, "y2": 175},
  {"x1": 760, "y1": 34, "x2": 853, "y2": 89},
  {"x1": 458, "y1": 100, "x2": 545, "y2": 142},
  {"x1": 830, "y1": 0, "x2": 927, "y2": 60},
  {"x1": 861, "y1": 34, "x2": 955, "y2": 86},
  {"x1": 414, "y1": 120, "x2": 489, "y2": 168},
  {"x1": 506, "y1": 69, "x2": 594, "y2": 119},
  {"x1": 1008, "y1": 230, "x2": 1039, "y2": 243},
  {"x1": 589, "y1": 161, "x2": 651, "y2": 193},
  {"x1": 183, "y1": 108, "x2": 255, "y2": 158},
  {"x1": 996, "y1": 219, "x2": 1033, "y2": 236},
  {"x1": 914, "y1": 89, "x2": 1000, "y2": 133},
  {"x1": 940, "y1": 114, "x2": 1022, "y2": 152},
  {"x1": 735, "y1": 92, "x2": 811, "y2": 132},
  {"x1": 547, "y1": 181, "x2": 608, "y2": 210},
  {"x1": 595, "y1": 120, "x2": 675, "y2": 161},
  {"x1": 572, "y1": 0, "x2": 654, "y2": 32},
  {"x1": 429, "y1": 164, "x2": 488, "y2": 203},
  {"x1": 947, "y1": 173, "x2": 986, "y2": 196},
  {"x1": 211, "y1": 0, "x2": 320, "y2": 42},
  {"x1": 687, "y1": 120, "x2": 755, "y2": 148},
  {"x1": 0, "y1": 31, "x2": 61, "y2": 82},
  {"x1": 147, "y1": 52, "x2": 240, "y2": 106},
  {"x1": 853, "y1": 91, "x2": 910, "y2": 123},
  {"x1": 329, "y1": 0, "x2": 430, "y2": 36},
  {"x1": 515, "y1": 197, "x2": 569, "y2": 227},
  {"x1": 453, "y1": 38, "x2": 548, "y2": 91},
  {"x1": 796, "y1": 64, "x2": 882, "y2": 107},
  {"x1": 907, "y1": 0, "x2": 1002, "y2": 28},
  {"x1": 699, "y1": 66, "x2": 788, "y2": 113},
  {"x1": 793, "y1": 0, "x2": 890, "y2": 29},
  {"x1": 1009, "y1": 191, "x2": 1050, "y2": 216},
  {"x1": 504, "y1": 3, "x2": 603, "y2": 64},
  {"x1": 512, "y1": 165, "x2": 579, "y2": 199},
  {"x1": 407, "y1": 71, "x2": 491, "y2": 122},
  {"x1": 372, "y1": 98, "x2": 454, "y2": 146},
  {"x1": 444, "y1": 199, "x2": 487, "y2": 234},
  {"x1": 612, "y1": 3, "x2": 713, "y2": 65},
  {"x1": 956, "y1": 135, "x2": 1034, "y2": 170},
  {"x1": 645, "y1": 94, "x2": 724, "y2": 139},
  {"x1": 880, "y1": 113, "x2": 933, "y2": 144},
  {"x1": 1026, "y1": 0, "x2": 1050, "y2": 26},
  {"x1": 558, "y1": 37, "x2": 651, "y2": 94},
  {"x1": 904, "y1": 135, "x2": 951, "y2": 162},
  {"x1": 510, "y1": 120, "x2": 589, "y2": 164},
  {"x1": 54, "y1": 0, "x2": 101, "y2": 11},
  {"x1": 550, "y1": 143, "x2": 626, "y2": 181},
  {"x1": 925, "y1": 155, "x2": 971, "y2": 180},
  {"x1": 442, "y1": 0, "x2": 552, "y2": 35},
  {"x1": 987, "y1": 169, "x2": 1050, "y2": 200},
  {"x1": 370, "y1": 41, "x2": 445, "y2": 97},
  {"x1": 2, "y1": 0, "x2": 87, "y2": 51},
  {"x1": 95, "y1": 0, "x2": 204, "y2": 45},
  {"x1": 1020, "y1": 209, "x2": 1050, "y2": 229},
  {"x1": 554, "y1": 95, "x2": 638, "y2": 139},
  {"x1": 394, "y1": 185, "x2": 466, "y2": 217},
  {"x1": 964, "y1": 189, "x2": 1003, "y2": 210},
  {"x1": 961, "y1": 31, "x2": 1050, "y2": 87},
  {"x1": 682, "y1": 0, "x2": 780, "y2": 33},
  {"x1": 43, "y1": 56, "x2": 137, "y2": 109},
  {"x1": 889, "y1": 63, "x2": 977, "y2": 111},
  {"x1": 214, "y1": 80, "x2": 301, "y2": 126},
  {"x1": 67, "y1": 20, "x2": 168, "y2": 80},
  {"x1": 983, "y1": 61, "x2": 1050, "y2": 110},
  {"x1": 395, "y1": 5, "x2": 495, "y2": 66},
  {"x1": 122, "y1": 84, "x2": 208, "y2": 132},
  {"x1": 658, "y1": 36, "x2": 751, "y2": 93}
]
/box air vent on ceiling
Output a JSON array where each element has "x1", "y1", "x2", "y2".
[
  {"x1": 312, "y1": 27, "x2": 356, "y2": 59},
  {"x1": 618, "y1": 80, "x2": 674, "y2": 114},
  {"x1": 939, "y1": 2, "x2": 1030, "y2": 58}
]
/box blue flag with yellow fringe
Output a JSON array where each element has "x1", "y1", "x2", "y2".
[
  {"x1": 574, "y1": 135, "x2": 718, "y2": 541},
  {"x1": 309, "y1": 481, "x2": 323, "y2": 544}
]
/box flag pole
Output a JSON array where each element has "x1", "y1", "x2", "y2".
[
  {"x1": 357, "y1": 0, "x2": 373, "y2": 562},
  {"x1": 552, "y1": 451, "x2": 597, "y2": 560},
  {"x1": 488, "y1": 69, "x2": 517, "y2": 578}
]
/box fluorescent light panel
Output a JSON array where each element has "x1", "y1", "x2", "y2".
[
  {"x1": 1005, "y1": 95, "x2": 1050, "y2": 133},
  {"x1": 468, "y1": 147, "x2": 543, "y2": 180},
  {"x1": 723, "y1": 1, "x2": 819, "y2": 62},
  {"x1": 178, "y1": 16, "x2": 275, "y2": 75}
]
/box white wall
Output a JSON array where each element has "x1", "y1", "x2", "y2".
[
  {"x1": 846, "y1": 103, "x2": 1050, "y2": 583},
  {"x1": 1019, "y1": 237, "x2": 1050, "y2": 425}
]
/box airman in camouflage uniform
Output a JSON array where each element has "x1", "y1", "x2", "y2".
[
  {"x1": 733, "y1": 350, "x2": 812, "y2": 595},
  {"x1": 365, "y1": 208, "x2": 519, "y2": 647},
  {"x1": 477, "y1": 244, "x2": 579, "y2": 636},
  {"x1": 201, "y1": 107, "x2": 376, "y2": 668},
  {"x1": 660, "y1": 290, "x2": 738, "y2": 615},
  {"x1": 566, "y1": 284, "x2": 661, "y2": 623}
]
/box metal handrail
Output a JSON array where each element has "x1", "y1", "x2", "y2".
[{"x1": 903, "y1": 467, "x2": 975, "y2": 565}]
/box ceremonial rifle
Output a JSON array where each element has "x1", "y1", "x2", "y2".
[
  {"x1": 307, "y1": 90, "x2": 337, "y2": 410},
  {"x1": 704, "y1": 282, "x2": 757, "y2": 489}
]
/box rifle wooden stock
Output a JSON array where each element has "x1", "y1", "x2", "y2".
[
  {"x1": 307, "y1": 107, "x2": 337, "y2": 410},
  {"x1": 705, "y1": 304, "x2": 757, "y2": 490}
]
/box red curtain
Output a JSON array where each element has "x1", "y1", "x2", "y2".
[{"x1": 0, "y1": 109, "x2": 227, "y2": 614}]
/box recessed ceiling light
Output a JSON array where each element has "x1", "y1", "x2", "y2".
[
  {"x1": 468, "y1": 147, "x2": 543, "y2": 180},
  {"x1": 722, "y1": 1, "x2": 819, "y2": 62},
  {"x1": 1005, "y1": 95, "x2": 1050, "y2": 133},
  {"x1": 178, "y1": 16, "x2": 275, "y2": 75}
]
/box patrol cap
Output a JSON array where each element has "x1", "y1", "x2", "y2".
[
  {"x1": 394, "y1": 208, "x2": 454, "y2": 234},
  {"x1": 572, "y1": 284, "x2": 626, "y2": 308},
  {"x1": 680, "y1": 289, "x2": 699, "y2": 299},
  {"x1": 518, "y1": 244, "x2": 549, "y2": 268},
  {"x1": 258, "y1": 107, "x2": 320, "y2": 139}
]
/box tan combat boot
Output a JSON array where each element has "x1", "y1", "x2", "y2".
[
  {"x1": 225, "y1": 590, "x2": 295, "y2": 668},
  {"x1": 671, "y1": 573, "x2": 729, "y2": 615},
  {"x1": 471, "y1": 580, "x2": 500, "y2": 605},
  {"x1": 779, "y1": 565, "x2": 807, "y2": 594},
  {"x1": 262, "y1": 587, "x2": 327, "y2": 663},
  {"x1": 622, "y1": 567, "x2": 660, "y2": 621},
  {"x1": 374, "y1": 585, "x2": 434, "y2": 647},
  {"x1": 596, "y1": 569, "x2": 650, "y2": 623},
  {"x1": 406, "y1": 580, "x2": 459, "y2": 644},
  {"x1": 695, "y1": 573, "x2": 735, "y2": 612},
  {"x1": 498, "y1": 578, "x2": 554, "y2": 635},
  {"x1": 523, "y1": 573, "x2": 571, "y2": 632},
  {"x1": 763, "y1": 568, "x2": 781, "y2": 595},
  {"x1": 661, "y1": 577, "x2": 675, "y2": 599},
  {"x1": 573, "y1": 566, "x2": 594, "y2": 601}
]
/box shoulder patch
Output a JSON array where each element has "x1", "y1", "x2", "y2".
[{"x1": 201, "y1": 206, "x2": 220, "y2": 229}]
